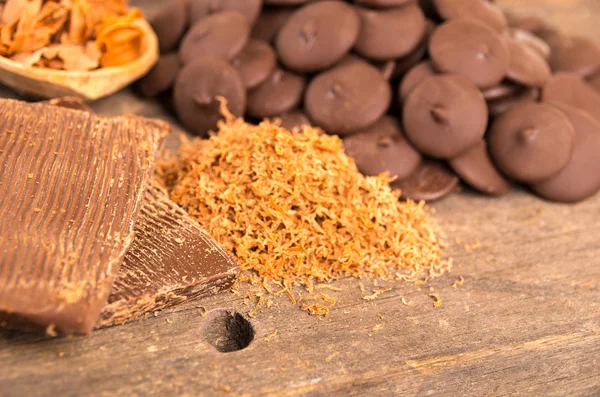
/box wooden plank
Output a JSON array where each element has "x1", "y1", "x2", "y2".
[{"x1": 1, "y1": 1, "x2": 600, "y2": 396}]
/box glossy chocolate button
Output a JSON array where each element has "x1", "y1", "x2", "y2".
[
  {"x1": 136, "y1": 53, "x2": 181, "y2": 97},
  {"x1": 488, "y1": 102, "x2": 575, "y2": 183},
  {"x1": 355, "y1": 0, "x2": 416, "y2": 7},
  {"x1": 487, "y1": 87, "x2": 539, "y2": 117},
  {"x1": 506, "y1": 38, "x2": 551, "y2": 87},
  {"x1": 509, "y1": 28, "x2": 551, "y2": 60},
  {"x1": 231, "y1": 40, "x2": 276, "y2": 89},
  {"x1": 353, "y1": 4, "x2": 426, "y2": 61},
  {"x1": 433, "y1": 0, "x2": 507, "y2": 33},
  {"x1": 343, "y1": 116, "x2": 422, "y2": 180},
  {"x1": 542, "y1": 72, "x2": 600, "y2": 122},
  {"x1": 393, "y1": 19, "x2": 435, "y2": 77},
  {"x1": 392, "y1": 160, "x2": 459, "y2": 202},
  {"x1": 275, "y1": 110, "x2": 311, "y2": 131},
  {"x1": 403, "y1": 74, "x2": 488, "y2": 159},
  {"x1": 174, "y1": 57, "x2": 246, "y2": 137},
  {"x1": 531, "y1": 103, "x2": 600, "y2": 203},
  {"x1": 549, "y1": 36, "x2": 600, "y2": 78},
  {"x1": 429, "y1": 19, "x2": 509, "y2": 89},
  {"x1": 251, "y1": 7, "x2": 294, "y2": 43},
  {"x1": 276, "y1": 1, "x2": 360, "y2": 73},
  {"x1": 179, "y1": 12, "x2": 250, "y2": 64},
  {"x1": 399, "y1": 61, "x2": 436, "y2": 102},
  {"x1": 189, "y1": 0, "x2": 263, "y2": 26},
  {"x1": 246, "y1": 69, "x2": 305, "y2": 118},
  {"x1": 448, "y1": 140, "x2": 511, "y2": 196},
  {"x1": 305, "y1": 62, "x2": 391, "y2": 135},
  {"x1": 150, "y1": 0, "x2": 189, "y2": 53}
]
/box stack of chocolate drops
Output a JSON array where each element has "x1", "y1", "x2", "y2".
[
  {"x1": 139, "y1": 0, "x2": 600, "y2": 204},
  {"x1": 0, "y1": 98, "x2": 239, "y2": 336}
]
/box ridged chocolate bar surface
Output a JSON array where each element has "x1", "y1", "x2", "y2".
[
  {"x1": 99, "y1": 183, "x2": 240, "y2": 327},
  {"x1": 0, "y1": 99, "x2": 168, "y2": 335}
]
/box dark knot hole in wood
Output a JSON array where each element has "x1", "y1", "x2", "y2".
[{"x1": 203, "y1": 310, "x2": 254, "y2": 353}]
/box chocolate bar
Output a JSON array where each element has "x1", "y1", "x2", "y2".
[
  {"x1": 99, "y1": 183, "x2": 239, "y2": 327},
  {"x1": 0, "y1": 99, "x2": 168, "y2": 335}
]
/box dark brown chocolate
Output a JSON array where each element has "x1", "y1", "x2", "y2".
[
  {"x1": 542, "y1": 72, "x2": 600, "y2": 122},
  {"x1": 0, "y1": 100, "x2": 168, "y2": 335},
  {"x1": 433, "y1": 0, "x2": 507, "y2": 33},
  {"x1": 231, "y1": 39, "x2": 277, "y2": 90},
  {"x1": 99, "y1": 184, "x2": 239, "y2": 327},
  {"x1": 392, "y1": 160, "x2": 459, "y2": 202},
  {"x1": 189, "y1": 0, "x2": 263, "y2": 26},
  {"x1": 246, "y1": 68, "x2": 305, "y2": 118},
  {"x1": 275, "y1": 1, "x2": 360, "y2": 72},
  {"x1": 150, "y1": 0, "x2": 190, "y2": 53}
]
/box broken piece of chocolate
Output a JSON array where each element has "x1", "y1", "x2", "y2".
[
  {"x1": 99, "y1": 183, "x2": 239, "y2": 327},
  {"x1": 0, "y1": 99, "x2": 168, "y2": 335}
]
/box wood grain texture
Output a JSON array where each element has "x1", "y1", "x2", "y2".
[{"x1": 0, "y1": 1, "x2": 599, "y2": 396}]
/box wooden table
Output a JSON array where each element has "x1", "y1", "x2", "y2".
[{"x1": 1, "y1": 2, "x2": 599, "y2": 396}]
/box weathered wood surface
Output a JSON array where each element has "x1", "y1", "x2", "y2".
[{"x1": 1, "y1": 1, "x2": 599, "y2": 396}]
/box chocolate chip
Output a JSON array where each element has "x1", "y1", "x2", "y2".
[
  {"x1": 305, "y1": 62, "x2": 391, "y2": 135},
  {"x1": 448, "y1": 140, "x2": 511, "y2": 196},
  {"x1": 174, "y1": 57, "x2": 246, "y2": 137},
  {"x1": 509, "y1": 28, "x2": 551, "y2": 60},
  {"x1": 399, "y1": 61, "x2": 436, "y2": 102},
  {"x1": 542, "y1": 72, "x2": 600, "y2": 122},
  {"x1": 433, "y1": 0, "x2": 507, "y2": 33},
  {"x1": 189, "y1": 0, "x2": 263, "y2": 26},
  {"x1": 150, "y1": 0, "x2": 189, "y2": 53},
  {"x1": 531, "y1": 103, "x2": 600, "y2": 202},
  {"x1": 231, "y1": 40, "x2": 277, "y2": 89},
  {"x1": 392, "y1": 160, "x2": 459, "y2": 202},
  {"x1": 246, "y1": 68, "x2": 305, "y2": 118},
  {"x1": 276, "y1": 1, "x2": 360, "y2": 73},
  {"x1": 505, "y1": 38, "x2": 551, "y2": 87},
  {"x1": 403, "y1": 74, "x2": 488, "y2": 159},
  {"x1": 353, "y1": 4, "x2": 426, "y2": 61},
  {"x1": 179, "y1": 12, "x2": 250, "y2": 64},
  {"x1": 548, "y1": 36, "x2": 600, "y2": 78},
  {"x1": 488, "y1": 102, "x2": 575, "y2": 183},
  {"x1": 343, "y1": 116, "x2": 422, "y2": 180},
  {"x1": 136, "y1": 53, "x2": 181, "y2": 97},
  {"x1": 429, "y1": 19, "x2": 509, "y2": 88},
  {"x1": 276, "y1": 110, "x2": 311, "y2": 131},
  {"x1": 251, "y1": 6, "x2": 294, "y2": 43}
]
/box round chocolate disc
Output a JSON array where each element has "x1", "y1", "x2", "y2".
[
  {"x1": 393, "y1": 19, "x2": 434, "y2": 77},
  {"x1": 531, "y1": 103, "x2": 600, "y2": 203},
  {"x1": 429, "y1": 19, "x2": 509, "y2": 89},
  {"x1": 305, "y1": 62, "x2": 391, "y2": 135},
  {"x1": 251, "y1": 7, "x2": 294, "y2": 43},
  {"x1": 276, "y1": 1, "x2": 360, "y2": 73},
  {"x1": 246, "y1": 69, "x2": 305, "y2": 118},
  {"x1": 276, "y1": 110, "x2": 311, "y2": 131},
  {"x1": 399, "y1": 61, "x2": 437, "y2": 102},
  {"x1": 506, "y1": 38, "x2": 551, "y2": 87},
  {"x1": 174, "y1": 57, "x2": 246, "y2": 137},
  {"x1": 189, "y1": 0, "x2": 263, "y2": 26},
  {"x1": 179, "y1": 12, "x2": 250, "y2": 64},
  {"x1": 392, "y1": 160, "x2": 459, "y2": 202},
  {"x1": 542, "y1": 72, "x2": 600, "y2": 122},
  {"x1": 481, "y1": 82, "x2": 521, "y2": 101},
  {"x1": 136, "y1": 53, "x2": 181, "y2": 97},
  {"x1": 509, "y1": 28, "x2": 551, "y2": 60},
  {"x1": 354, "y1": 0, "x2": 416, "y2": 7},
  {"x1": 448, "y1": 140, "x2": 511, "y2": 196},
  {"x1": 353, "y1": 4, "x2": 426, "y2": 61},
  {"x1": 342, "y1": 116, "x2": 422, "y2": 180},
  {"x1": 488, "y1": 102, "x2": 575, "y2": 183},
  {"x1": 231, "y1": 40, "x2": 276, "y2": 89},
  {"x1": 433, "y1": 0, "x2": 507, "y2": 33},
  {"x1": 150, "y1": 0, "x2": 189, "y2": 53},
  {"x1": 487, "y1": 87, "x2": 539, "y2": 117},
  {"x1": 549, "y1": 36, "x2": 600, "y2": 78},
  {"x1": 403, "y1": 74, "x2": 488, "y2": 159}
]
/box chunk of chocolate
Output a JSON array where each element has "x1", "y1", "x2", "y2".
[
  {"x1": 392, "y1": 160, "x2": 459, "y2": 202},
  {"x1": 0, "y1": 100, "x2": 168, "y2": 335},
  {"x1": 99, "y1": 184, "x2": 239, "y2": 327}
]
